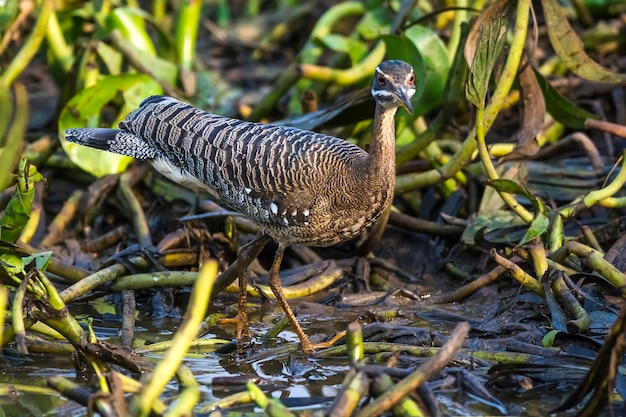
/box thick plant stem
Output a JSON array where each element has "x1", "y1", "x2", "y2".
[
  {"x1": 131, "y1": 261, "x2": 218, "y2": 417},
  {"x1": 560, "y1": 151, "x2": 626, "y2": 218},
  {"x1": 474, "y1": 0, "x2": 533, "y2": 222},
  {"x1": 0, "y1": 0, "x2": 53, "y2": 88}
]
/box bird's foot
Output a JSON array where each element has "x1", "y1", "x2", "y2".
[
  {"x1": 300, "y1": 330, "x2": 347, "y2": 355},
  {"x1": 219, "y1": 312, "x2": 252, "y2": 340}
]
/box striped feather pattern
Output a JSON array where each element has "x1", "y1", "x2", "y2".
[
  {"x1": 85, "y1": 96, "x2": 389, "y2": 245},
  {"x1": 65, "y1": 60, "x2": 414, "y2": 246}
]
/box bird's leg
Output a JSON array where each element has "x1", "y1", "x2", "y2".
[
  {"x1": 268, "y1": 244, "x2": 315, "y2": 354},
  {"x1": 220, "y1": 234, "x2": 271, "y2": 339}
]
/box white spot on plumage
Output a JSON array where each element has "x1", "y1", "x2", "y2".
[
  {"x1": 302, "y1": 209, "x2": 310, "y2": 217},
  {"x1": 245, "y1": 187, "x2": 252, "y2": 194},
  {"x1": 270, "y1": 202, "x2": 278, "y2": 215}
]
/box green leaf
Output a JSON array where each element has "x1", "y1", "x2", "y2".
[
  {"x1": 404, "y1": 25, "x2": 450, "y2": 116},
  {"x1": 466, "y1": 16, "x2": 508, "y2": 107},
  {"x1": 541, "y1": 0, "x2": 626, "y2": 83},
  {"x1": 59, "y1": 74, "x2": 162, "y2": 177},
  {"x1": 0, "y1": 253, "x2": 25, "y2": 284},
  {"x1": 318, "y1": 34, "x2": 368, "y2": 65},
  {"x1": 90, "y1": 297, "x2": 118, "y2": 316},
  {"x1": 0, "y1": 0, "x2": 18, "y2": 33},
  {"x1": 534, "y1": 68, "x2": 599, "y2": 128},
  {"x1": 0, "y1": 160, "x2": 44, "y2": 243},
  {"x1": 461, "y1": 209, "x2": 527, "y2": 245},
  {"x1": 22, "y1": 251, "x2": 52, "y2": 272},
  {"x1": 356, "y1": 6, "x2": 391, "y2": 40},
  {"x1": 485, "y1": 178, "x2": 532, "y2": 199},
  {"x1": 518, "y1": 212, "x2": 549, "y2": 246}
]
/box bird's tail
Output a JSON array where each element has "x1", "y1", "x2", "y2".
[{"x1": 64, "y1": 128, "x2": 157, "y2": 160}]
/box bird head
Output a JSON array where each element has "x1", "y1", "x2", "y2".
[{"x1": 371, "y1": 60, "x2": 415, "y2": 114}]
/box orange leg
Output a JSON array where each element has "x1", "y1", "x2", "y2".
[
  {"x1": 268, "y1": 243, "x2": 315, "y2": 354},
  {"x1": 220, "y1": 234, "x2": 271, "y2": 339}
]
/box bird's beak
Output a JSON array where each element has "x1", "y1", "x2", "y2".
[{"x1": 395, "y1": 86, "x2": 414, "y2": 115}]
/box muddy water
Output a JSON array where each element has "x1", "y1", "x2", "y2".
[{"x1": 0, "y1": 290, "x2": 587, "y2": 416}]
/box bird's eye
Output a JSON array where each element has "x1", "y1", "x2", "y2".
[
  {"x1": 377, "y1": 74, "x2": 386, "y2": 85},
  {"x1": 408, "y1": 74, "x2": 415, "y2": 84}
]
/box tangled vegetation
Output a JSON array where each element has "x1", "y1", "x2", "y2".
[{"x1": 1, "y1": 0, "x2": 626, "y2": 415}]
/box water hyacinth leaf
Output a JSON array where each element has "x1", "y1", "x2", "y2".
[
  {"x1": 518, "y1": 212, "x2": 549, "y2": 246},
  {"x1": 356, "y1": 6, "x2": 391, "y2": 40},
  {"x1": 403, "y1": 24, "x2": 450, "y2": 115},
  {"x1": 0, "y1": 160, "x2": 44, "y2": 244},
  {"x1": 466, "y1": 15, "x2": 508, "y2": 107},
  {"x1": 461, "y1": 209, "x2": 527, "y2": 245},
  {"x1": 0, "y1": 0, "x2": 18, "y2": 32},
  {"x1": 318, "y1": 34, "x2": 368, "y2": 65},
  {"x1": 464, "y1": 0, "x2": 510, "y2": 69},
  {"x1": 22, "y1": 251, "x2": 52, "y2": 272},
  {"x1": 501, "y1": 59, "x2": 545, "y2": 162},
  {"x1": 541, "y1": 0, "x2": 626, "y2": 83},
  {"x1": 486, "y1": 178, "x2": 533, "y2": 200},
  {"x1": 533, "y1": 68, "x2": 598, "y2": 128},
  {"x1": 59, "y1": 74, "x2": 162, "y2": 177}
]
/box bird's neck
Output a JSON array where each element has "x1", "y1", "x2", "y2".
[{"x1": 364, "y1": 104, "x2": 398, "y2": 178}]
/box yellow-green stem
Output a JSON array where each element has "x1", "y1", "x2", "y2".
[
  {"x1": 0, "y1": 0, "x2": 53, "y2": 88},
  {"x1": 131, "y1": 260, "x2": 218, "y2": 417}
]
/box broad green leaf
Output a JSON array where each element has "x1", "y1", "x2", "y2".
[
  {"x1": 0, "y1": 0, "x2": 18, "y2": 32},
  {"x1": 466, "y1": 15, "x2": 508, "y2": 107},
  {"x1": 59, "y1": 74, "x2": 162, "y2": 177},
  {"x1": 534, "y1": 68, "x2": 598, "y2": 128},
  {"x1": 356, "y1": 6, "x2": 391, "y2": 40},
  {"x1": 518, "y1": 212, "x2": 549, "y2": 246},
  {"x1": 0, "y1": 160, "x2": 44, "y2": 243},
  {"x1": 404, "y1": 24, "x2": 450, "y2": 116},
  {"x1": 318, "y1": 34, "x2": 368, "y2": 65},
  {"x1": 461, "y1": 209, "x2": 527, "y2": 245},
  {"x1": 480, "y1": 163, "x2": 530, "y2": 212},
  {"x1": 485, "y1": 178, "x2": 532, "y2": 200},
  {"x1": 542, "y1": 0, "x2": 626, "y2": 83},
  {"x1": 22, "y1": 251, "x2": 52, "y2": 272}
]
